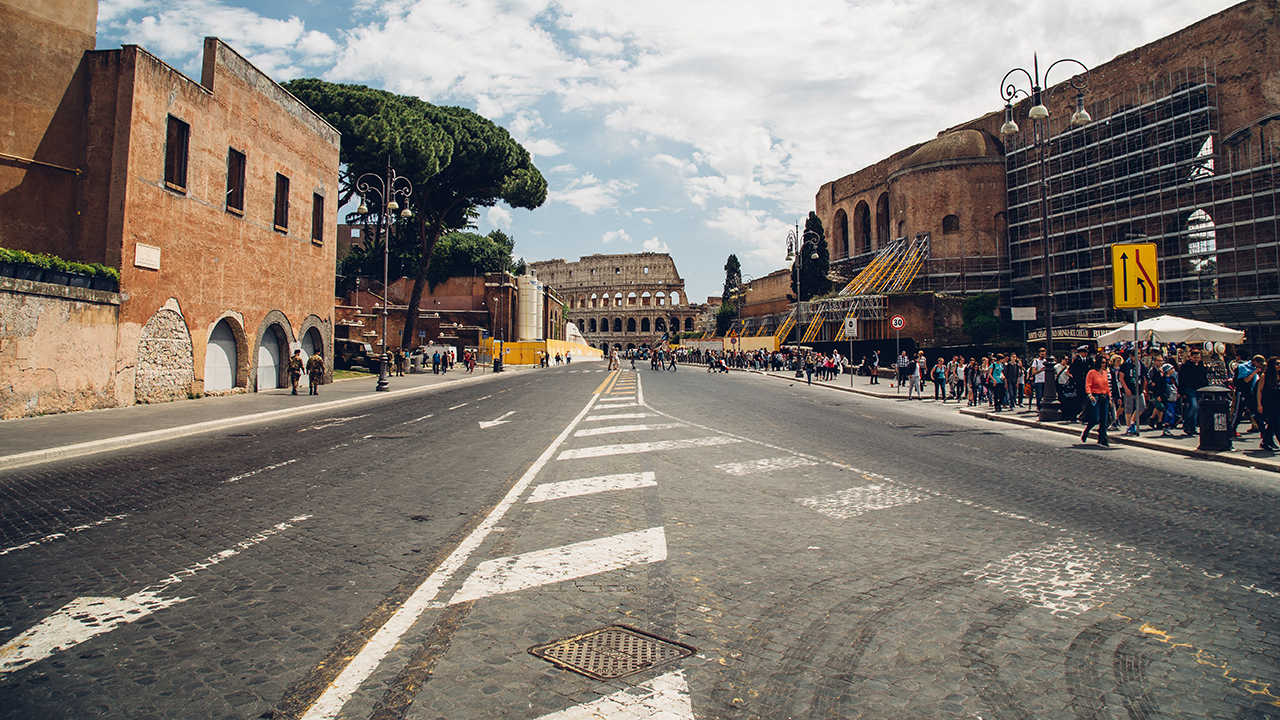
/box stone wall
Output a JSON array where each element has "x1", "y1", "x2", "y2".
[
  {"x1": 134, "y1": 306, "x2": 194, "y2": 403},
  {"x1": 0, "y1": 278, "x2": 123, "y2": 418}
]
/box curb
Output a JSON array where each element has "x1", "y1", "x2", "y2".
[
  {"x1": 0, "y1": 370, "x2": 520, "y2": 471},
  {"x1": 745, "y1": 368, "x2": 913, "y2": 402},
  {"x1": 959, "y1": 407, "x2": 1280, "y2": 474}
]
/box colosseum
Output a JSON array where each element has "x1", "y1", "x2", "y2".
[{"x1": 529, "y1": 253, "x2": 704, "y2": 352}]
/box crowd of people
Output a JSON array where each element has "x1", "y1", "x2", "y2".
[{"x1": 634, "y1": 340, "x2": 1280, "y2": 452}]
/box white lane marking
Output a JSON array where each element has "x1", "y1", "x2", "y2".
[
  {"x1": 593, "y1": 402, "x2": 639, "y2": 408},
  {"x1": 402, "y1": 413, "x2": 434, "y2": 425},
  {"x1": 716, "y1": 456, "x2": 818, "y2": 476},
  {"x1": 223, "y1": 458, "x2": 298, "y2": 484},
  {"x1": 0, "y1": 515, "x2": 311, "y2": 675},
  {"x1": 584, "y1": 412, "x2": 655, "y2": 421},
  {"x1": 298, "y1": 415, "x2": 369, "y2": 432},
  {"x1": 448, "y1": 402, "x2": 469, "y2": 410},
  {"x1": 535, "y1": 669, "x2": 692, "y2": 719},
  {"x1": 558, "y1": 436, "x2": 740, "y2": 460},
  {"x1": 966, "y1": 539, "x2": 1151, "y2": 617},
  {"x1": 299, "y1": 394, "x2": 602, "y2": 720},
  {"x1": 796, "y1": 484, "x2": 926, "y2": 519},
  {"x1": 478, "y1": 411, "x2": 516, "y2": 429},
  {"x1": 0, "y1": 514, "x2": 130, "y2": 557},
  {"x1": 573, "y1": 422, "x2": 685, "y2": 438},
  {"x1": 476, "y1": 394, "x2": 493, "y2": 401},
  {"x1": 527, "y1": 472, "x2": 657, "y2": 503},
  {"x1": 449, "y1": 527, "x2": 666, "y2": 604}
]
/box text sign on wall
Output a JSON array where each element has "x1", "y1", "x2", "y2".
[
  {"x1": 134, "y1": 243, "x2": 161, "y2": 270},
  {"x1": 843, "y1": 317, "x2": 858, "y2": 338},
  {"x1": 1010, "y1": 306, "x2": 1037, "y2": 321},
  {"x1": 1111, "y1": 243, "x2": 1159, "y2": 309}
]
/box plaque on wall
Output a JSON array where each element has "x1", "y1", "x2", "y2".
[{"x1": 134, "y1": 243, "x2": 161, "y2": 270}]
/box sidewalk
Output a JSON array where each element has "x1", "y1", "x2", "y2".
[
  {"x1": 0, "y1": 365, "x2": 534, "y2": 470},
  {"x1": 742, "y1": 367, "x2": 1280, "y2": 474}
]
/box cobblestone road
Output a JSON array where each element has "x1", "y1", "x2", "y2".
[{"x1": 1, "y1": 366, "x2": 1276, "y2": 719}]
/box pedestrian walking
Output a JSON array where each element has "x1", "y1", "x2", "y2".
[
  {"x1": 870, "y1": 350, "x2": 880, "y2": 384},
  {"x1": 306, "y1": 350, "x2": 325, "y2": 395},
  {"x1": 1179, "y1": 346, "x2": 1208, "y2": 436},
  {"x1": 1082, "y1": 356, "x2": 1111, "y2": 445},
  {"x1": 1257, "y1": 356, "x2": 1280, "y2": 451},
  {"x1": 1031, "y1": 347, "x2": 1047, "y2": 410},
  {"x1": 288, "y1": 349, "x2": 304, "y2": 395},
  {"x1": 932, "y1": 357, "x2": 946, "y2": 401}
]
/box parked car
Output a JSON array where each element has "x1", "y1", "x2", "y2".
[{"x1": 335, "y1": 339, "x2": 378, "y2": 371}]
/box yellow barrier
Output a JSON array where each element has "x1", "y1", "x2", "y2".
[{"x1": 480, "y1": 338, "x2": 605, "y2": 365}]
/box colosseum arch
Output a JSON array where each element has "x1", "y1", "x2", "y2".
[
  {"x1": 590, "y1": 292, "x2": 598, "y2": 308},
  {"x1": 656, "y1": 291, "x2": 666, "y2": 306},
  {"x1": 655, "y1": 317, "x2": 666, "y2": 332},
  {"x1": 135, "y1": 303, "x2": 194, "y2": 403},
  {"x1": 684, "y1": 317, "x2": 694, "y2": 331},
  {"x1": 589, "y1": 318, "x2": 597, "y2": 332},
  {"x1": 854, "y1": 201, "x2": 872, "y2": 254},
  {"x1": 614, "y1": 292, "x2": 623, "y2": 307},
  {"x1": 641, "y1": 317, "x2": 651, "y2": 332},
  {"x1": 876, "y1": 192, "x2": 890, "y2": 246},
  {"x1": 641, "y1": 291, "x2": 651, "y2": 306},
  {"x1": 628, "y1": 291, "x2": 637, "y2": 305},
  {"x1": 627, "y1": 317, "x2": 637, "y2": 332},
  {"x1": 612, "y1": 317, "x2": 622, "y2": 332},
  {"x1": 670, "y1": 290, "x2": 680, "y2": 306},
  {"x1": 599, "y1": 315, "x2": 609, "y2": 331},
  {"x1": 832, "y1": 208, "x2": 849, "y2": 259}
]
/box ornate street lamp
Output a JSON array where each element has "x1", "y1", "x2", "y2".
[
  {"x1": 1000, "y1": 54, "x2": 1090, "y2": 420},
  {"x1": 356, "y1": 158, "x2": 414, "y2": 392},
  {"x1": 785, "y1": 224, "x2": 820, "y2": 363}
]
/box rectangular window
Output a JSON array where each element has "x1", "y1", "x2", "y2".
[
  {"x1": 273, "y1": 173, "x2": 289, "y2": 231},
  {"x1": 225, "y1": 148, "x2": 246, "y2": 213},
  {"x1": 311, "y1": 193, "x2": 324, "y2": 243},
  {"x1": 164, "y1": 115, "x2": 189, "y2": 191}
]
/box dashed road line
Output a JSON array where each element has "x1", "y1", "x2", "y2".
[
  {"x1": 448, "y1": 402, "x2": 469, "y2": 411},
  {"x1": 716, "y1": 456, "x2": 818, "y2": 476},
  {"x1": 584, "y1": 412, "x2": 655, "y2": 421},
  {"x1": 557, "y1": 435, "x2": 740, "y2": 460},
  {"x1": 527, "y1": 471, "x2": 658, "y2": 503},
  {"x1": 224, "y1": 458, "x2": 298, "y2": 484},
  {"x1": 573, "y1": 422, "x2": 685, "y2": 438},
  {"x1": 402, "y1": 413, "x2": 434, "y2": 425},
  {"x1": 0, "y1": 514, "x2": 130, "y2": 557}
]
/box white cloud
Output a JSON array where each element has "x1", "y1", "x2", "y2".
[
  {"x1": 602, "y1": 229, "x2": 631, "y2": 244},
  {"x1": 549, "y1": 163, "x2": 577, "y2": 174},
  {"x1": 704, "y1": 206, "x2": 792, "y2": 270},
  {"x1": 99, "y1": 0, "x2": 152, "y2": 23},
  {"x1": 642, "y1": 236, "x2": 670, "y2": 253},
  {"x1": 552, "y1": 173, "x2": 636, "y2": 214},
  {"x1": 487, "y1": 206, "x2": 513, "y2": 229},
  {"x1": 651, "y1": 153, "x2": 697, "y2": 175}
]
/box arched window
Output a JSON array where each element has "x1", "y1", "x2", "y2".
[
  {"x1": 854, "y1": 200, "x2": 871, "y2": 254},
  {"x1": 614, "y1": 292, "x2": 623, "y2": 307},
  {"x1": 600, "y1": 316, "x2": 609, "y2": 331},
  {"x1": 684, "y1": 318, "x2": 693, "y2": 331},
  {"x1": 579, "y1": 295, "x2": 588, "y2": 309},
  {"x1": 641, "y1": 317, "x2": 651, "y2": 332},
  {"x1": 670, "y1": 317, "x2": 678, "y2": 334},
  {"x1": 876, "y1": 192, "x2": 890, "y2": 245},
  {"x1": 628, "y1": 291, "x2": 637, "y2": 305},
  {"x1": 589, "y1": 318, "x2": 597, "y2": 332},
  {"x1": 832, "y1": 208, "x2": 849, "y2": 258},
  {"x1": 656, "y1": 291, "x2": 666, "y2": 306},
  {"x1": 670, "y1": 291, "x2": 680, "y2": 306},
  {"x1": 641, "y1": 291, "x2": 651, "y2": 306},
  {"x1": 626, "y1": 317, "x2": 636, "y2": 332},
  {"x1": 943, "y1": 214, "x2": 960, "y2": 233},
  {"x1": 613, "y1": 317, "x2": 622, "y2": 332},
  {"x1": 655, "y1": 318, "x2": 666, "y2": 331},
  {"x1": 590, "y1": 292, "x2": 598, "y2": 308}
]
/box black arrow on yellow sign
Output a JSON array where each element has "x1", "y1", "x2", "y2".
[{"x1": 1120, "y1": 252, "x2": 1130, "y2": 302}]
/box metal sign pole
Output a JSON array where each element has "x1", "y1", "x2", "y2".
[{"x1": 895, "y1": 327, "x2": 900, "y2": 394}]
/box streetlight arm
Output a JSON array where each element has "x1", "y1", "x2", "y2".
[
  {"x1": 1042, "y1": 58, "x2": 1089, "y2": 98},
  {"x1": 1000, "y1": 67, "x2": 1037, "y2": 102}
]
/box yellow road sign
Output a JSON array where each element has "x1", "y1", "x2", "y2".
[{"x1": 1112, "y1": 243, "x2": 1159, "y2": 308}]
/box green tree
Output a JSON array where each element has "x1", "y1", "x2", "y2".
[
  {"x1": 283, "y1": 79, "x2": 547, "y2": 349},
  {"x1": 962, "y1": 293, "x2": 1000, "y2": 345},
  {"x1": 792, "y1": 211, "x2": 831, "y2": 301},
  {"x1": 715, "y1": 303, "x2": 739, "y2": 335},
  {"x1": 721, "y1": 253, "x2": 743, "y2": 305},
  {"x1": 426, "y1": 229, "x2": 519, "y2": 289}
]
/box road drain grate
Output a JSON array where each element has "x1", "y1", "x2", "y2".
[{"x1": 528, "y1": 625, "x2": 694, "y2": 681}]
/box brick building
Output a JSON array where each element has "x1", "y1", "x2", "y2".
[
  {"x1": 811, "y1": 0, "x2": 1279, "y2": 353},
  {"x1": 0, "y1": 0, "x2": 339, "y2": 416},
  {"x1": 529, "y1": 253, "x2": 704, "y2": 351}
]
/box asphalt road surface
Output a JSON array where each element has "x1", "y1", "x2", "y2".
[{"x1": 1, "y1": 365, "x2": 1276, "y2": 719}]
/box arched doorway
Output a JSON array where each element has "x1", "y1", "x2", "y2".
[
  {"x1": 854, "y1": 201, "x2": 872, "y2": 254},
  {"x1": 205, "y1": 318, "x2": 241, "y2": 392},
  {"x1": 301, "y1": 326, "x2": 323, "y2": 367},
  {"x1": 256, "y1": 324, "x2": 289, "y2": 390},
  {"x1": 135, "y1": 307, "x2": 194, "y2": 403},
  {"x1": 876, "y1": 193, "x2": 890, "y2": 246},
  {"x1": 833, "y1": 208, "x2": 849, "y2": 258},
  {"x1": 627, "y1": 317, "x2": 636, "y2": 332},
  {"x1": 641, "y1": 317, "x2": 650, "y2": 332}
]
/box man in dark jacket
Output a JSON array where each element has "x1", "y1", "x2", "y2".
[
  {"x1": 1179, "y1": 346, "x2": 1208, "y2": 435},
  {"x1": 1067, "y1": 345, "x2": 1091, "y2": 422}
]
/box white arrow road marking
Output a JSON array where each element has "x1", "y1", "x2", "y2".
[
  {"x1": 527, "y1": 471, "x2": 657, "y2": 503},
  {"x1": 535, "y1": 669, "x2": 692, "y2": 719},
  {"x1": 583, "y1": 412, "x2": 655, "y2": 421},
  {"x1": 449, "y1": 527, "x2": 666, "y2": 604},
  {"x1": 573, "y1": 423, "x2": 685, "y2": 438},
  {"x1": 715, "y1": 456, "x2": 818, "y2": 476},
  {"x1": 0, "y1": 515, "x2": 312, "y2": 675},
  {"x1": 558, "y1": 436, "x2": 740, "y2": 460},
  {"x1": 223, "y1": 458, "x2": 298, "y2": 483},
  {"x1": 299, "y1": 415, "x2": 369, "y2": 432},
  {"x1": 0, "y1": 514, "x2": 129, "y2": 557},
  {"x1": 478, "y1": 411, "x2": 516, "y2": 429}
]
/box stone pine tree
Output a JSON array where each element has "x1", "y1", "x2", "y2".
[
  {"x1": 283, "y1": 79, "x2": 547, "y2": 349},
  {"x1": 792, "y1": 211, "x2": 832, "y2": 301},
  {"x1": 717, "y1": 254, "x2": 743, "y2": 335}
]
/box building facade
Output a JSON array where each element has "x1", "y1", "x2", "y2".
[
  {"x1": 0, "y1": 0, "x2": 339, "y2": 416},
  {"x1": 529, "y1": 253, "x2": 703, "y2": 351},
  {"x1": 814, "y1": 0, "x2": 1279, "y2": 352}
]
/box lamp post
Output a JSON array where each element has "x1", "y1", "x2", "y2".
[
  {"x1": 357, "y1": 158, "x2": 414, "y2": 392},
  {"x1": 786, "y1": 224, "x2": 820, "y2": 374},
  {"x1": 999, "y1": 54, "x2": 1091, "y2": 420}
]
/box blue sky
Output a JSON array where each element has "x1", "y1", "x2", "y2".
[{"x1": 96, "y1": 0, "x2": 1236, "y2": 302}]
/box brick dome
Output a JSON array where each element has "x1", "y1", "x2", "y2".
[{"x1": 899, "y1": 129, "x2": 1003, "y2": 171}]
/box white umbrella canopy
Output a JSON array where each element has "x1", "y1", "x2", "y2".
[{"x1": 1094, "y1": 314, "x2": 1245, "y2": 346}]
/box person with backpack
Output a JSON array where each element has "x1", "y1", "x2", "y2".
[{"x1": 1160, "y1": 363, "x2": 1180, "y2": 436}]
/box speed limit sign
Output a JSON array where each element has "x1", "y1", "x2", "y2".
[{"x1": 890, "y1": 315, "x2": 905, "y2": 330}]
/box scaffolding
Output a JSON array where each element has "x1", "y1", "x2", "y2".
[{"x1": 1005, "y1": 61, "x2": 1279, "y2": 336}]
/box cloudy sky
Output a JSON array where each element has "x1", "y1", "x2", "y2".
[{"x1": 97, "y1": 0, "x2": 1236, "y2": 301}]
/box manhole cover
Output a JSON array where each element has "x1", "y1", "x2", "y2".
[{"x1": 528, "y1": 625, "x2": 694, "y2": 681}]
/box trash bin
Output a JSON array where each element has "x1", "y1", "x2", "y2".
[
  {"x1": 1197, "y1": 385, "x2": 1233, "y2": 451},
  {"x1": 493, "y1": 358, "x2": 503, "y2": 373}
]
